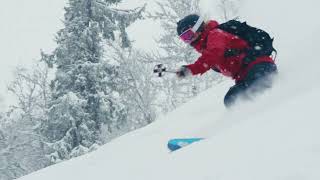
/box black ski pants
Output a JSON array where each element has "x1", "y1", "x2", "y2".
[{"x1": 224, "y1": 62, "x2": 278, "y2": 107}]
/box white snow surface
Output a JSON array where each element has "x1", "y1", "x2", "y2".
[{"x1": 19, "y1": 0, "x2": 320, "y2": 179}]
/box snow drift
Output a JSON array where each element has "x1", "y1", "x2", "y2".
[{"x1": 19, "y1": 0, "x2": 320, "y2": 179}]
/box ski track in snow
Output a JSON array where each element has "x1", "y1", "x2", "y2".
[{"x1": 18, "y1": 0, "x2": 320, "y2": 179}]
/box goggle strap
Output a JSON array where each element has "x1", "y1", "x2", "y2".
[{"x1": 192, "y1": 16, "x2": 204, "y2": 33}]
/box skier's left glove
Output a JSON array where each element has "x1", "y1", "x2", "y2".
[{"x1": 176, "y1": 66, "x2": 191, "y2": 78}]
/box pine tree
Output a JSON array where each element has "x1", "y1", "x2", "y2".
[{"x1": 42, "y1": 0, "x2": 144, "y2": 162}]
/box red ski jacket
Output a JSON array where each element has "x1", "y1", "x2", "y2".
[{"x1": 186, "y1": 20, "x2": 275, "y2": 82}]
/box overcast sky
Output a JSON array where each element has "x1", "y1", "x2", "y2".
[
  {"x1": 0, "y1": 0, "x2": 163, "y2": 109},
  {"x1": 0, "y1": 0, "x2": 67, "y2": 107}
]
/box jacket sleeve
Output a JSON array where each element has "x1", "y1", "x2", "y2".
[{"x1": 187, "y1": 29, "x2": 228, "y2": 75}]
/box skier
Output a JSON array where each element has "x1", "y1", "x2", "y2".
[{"x1": 176, "y1": 14, "x2": 278, "y2": 107}]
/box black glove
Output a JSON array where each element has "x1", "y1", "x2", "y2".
[{"x1": 176, "y1": 66, "x2": 191, "y2": 78}]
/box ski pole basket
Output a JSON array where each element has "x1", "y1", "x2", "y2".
[{"x1": 153, "y1": 64, "x2": 167, "y2": 77}]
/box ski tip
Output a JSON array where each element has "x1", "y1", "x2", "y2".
[{"x1": 167, "y1": 138, "x2": 204, "y2": 152}]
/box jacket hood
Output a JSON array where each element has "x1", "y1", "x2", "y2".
[
  {"x1": 191, "y1": 20, "x2": 219, "y2": 52},
  {"x1": 206, "y1": 20, "x2": 219, "y2": 30}
]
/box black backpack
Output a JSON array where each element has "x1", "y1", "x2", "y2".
[{"x1": 218, "y1": 20, "x2": 276, "y2": 63}]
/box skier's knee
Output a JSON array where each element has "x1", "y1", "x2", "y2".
[{"x1": 224, "y1": 92, "x2": 237, "y2": 108}]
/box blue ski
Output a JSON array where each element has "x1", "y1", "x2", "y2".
[{"x1": 167, "y1": 138, "x2": 204, "y2": 151}]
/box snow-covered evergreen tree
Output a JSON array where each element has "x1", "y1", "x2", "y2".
[
  {"x1": 0, "y1": 62, "x2": 51, "y2": 180},
  {"x1": 0, "y1": 111, "x2": 49, "y2": 180},
  {"x1": 41, "y1": 0, "x2": 144, "y2": 162}
]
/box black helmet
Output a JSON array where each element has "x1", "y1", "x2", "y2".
[{"x1": 177, "y1": 14, "x2": 204, "y2": 36}]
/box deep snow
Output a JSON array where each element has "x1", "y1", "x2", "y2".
[{"x1": 18, "y1": 0, "x2": 320, "y2": 179}]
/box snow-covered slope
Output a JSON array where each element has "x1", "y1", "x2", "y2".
[{"x1": 19, "y1": 0, "x2": 320, "y2": 179}]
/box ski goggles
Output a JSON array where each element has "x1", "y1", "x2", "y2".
[
  {"x1": 179, "y1": 16, "x2": 204, "y2": 44},
  {"x1": 179, "y1": 28, "x2": 197, "y2": 44}
]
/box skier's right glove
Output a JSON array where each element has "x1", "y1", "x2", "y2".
[{"x1": 176, "y1": 66, "x2": 191, "y2": 79}]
